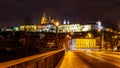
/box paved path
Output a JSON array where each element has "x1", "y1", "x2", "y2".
[{"x1": 55, "y1": 51, "x2": 89, "y2": 68}]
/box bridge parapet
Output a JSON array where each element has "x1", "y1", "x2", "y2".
[{"x1": 0, "y1": 49, "x2": 65, "y2": 68}]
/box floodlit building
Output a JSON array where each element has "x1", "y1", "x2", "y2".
[
  {"x1": 13, "y1": 22, "x2": 99, "y2": 33},
  {"x1": 19, "y1": 25, "x2": 37, "y2": 32},
  {"x1": 40, "y1": 13, "x2": 48, "y2": 25},
  {"x1": 58, "y1": 24, "x2": 92, "y2": 33},
  {"x1": 16, "y1": 23, "x2": 98, "y2": 33}
]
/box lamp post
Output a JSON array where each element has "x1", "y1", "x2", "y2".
[
  {"x1": 101, "y1": 29, "x2": 104, "y2": 49},
  {"x1": 55, "y1": 21, "x2": 59, "y2": 48},
  {"x1": 97, "y1": 28, "x2": 104, "y2": 51},
  {"x1": 96, "y1": 20, "x2": 104, "y2": 51},
  {"x1": 66, "y1": 34, "x2": 72, "y2": 50},
  {"x1": 112, "y1": 35, "x2": 118, "y2": 51}
]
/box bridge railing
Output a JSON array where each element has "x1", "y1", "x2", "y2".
[{"x1": 0, "y1": 49, "x2": 65, "y2": 68}]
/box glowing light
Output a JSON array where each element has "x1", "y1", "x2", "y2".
[
  {"x1": 13, "y1": 27, "x2": 19, "y2": 31},
  {"x1": 66, "y1": 35, "x2": 70, "y2": 38},
  {"x1": 70, "y1": 32, "x2": 74, "y2": 35},
  {"x1": 55, "y1": 21, "x2": 59, "y2": 26},
  {"x1": 67, "y1": 20, "x2": 70, "y2": 24},
  {"x1": 63, "y1": 20, "x2": 66, "y2": 24}
]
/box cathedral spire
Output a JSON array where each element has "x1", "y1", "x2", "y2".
[{"x1": 41, "y1": 13, "x2": 47, "y2": 24}]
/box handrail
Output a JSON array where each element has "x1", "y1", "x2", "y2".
[{"x1": 0, "y1": 48, "x2": 65, "y2": 68}]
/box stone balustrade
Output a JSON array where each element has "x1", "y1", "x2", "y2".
[{"x1": 0, "y1": 49, "x2": 65, "y2": 68}]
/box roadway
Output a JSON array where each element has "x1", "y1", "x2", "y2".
[{"x1": 56, "y1": 50, "x2": 120, "y2": 68}]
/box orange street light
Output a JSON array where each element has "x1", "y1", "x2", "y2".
[{"x1": 55, "y1": 21, "x2": 59, "y2": 26}]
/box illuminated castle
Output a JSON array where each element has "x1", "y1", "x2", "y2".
[{"x1": 12, "y1": 13, "x2": 101, "y2": 33}]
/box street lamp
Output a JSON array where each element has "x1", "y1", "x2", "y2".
[
  {"x1": 96, "y1": 20, "x2": 104, "y2": 51},
  {"x1": 70, "y1": 32, "x2": 74, "y2": 35},
  {"x1": 66, "y1": 34, "x2": 70, "y2": 38},
  {"x1": 101, "y1": 29, "x2": 104, "y2": 48},
  {"x1": 87, "y1": 32, "x2": 93, "y2": 39},
  {"x1": 65, "y1": 34, "x2": 72, "y2": 50},
  {"x1": 55, "y1": 21, "x2": 59, "y2": 48},
  {"x1": 112, "y1": 35, "x2": 118, "y2": 51},
  {"x1": 98, "y1": 28, "x2": 104, "y2": 51}
]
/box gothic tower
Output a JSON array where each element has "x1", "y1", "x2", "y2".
[{"x1": 41, "y1": 13, "x2": 47, "y2": 24}]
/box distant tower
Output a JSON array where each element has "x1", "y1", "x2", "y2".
[
  {"x1": 48, "y1": 16, "x2": 51, "y2": 24},
  {"x1": 41, "y1": 13, "x2": 47, "y2": 24},
  {"x1": 24, "y1": 15, "x2": 32, "y2": 25},
  {"x1": 63, "y1": 20, "x2": 67, "y2": 24},
  {"x1": 67, "y1": 20, "x2": 70, "y2": 24},
  {"x1": 96, "y1": 20, "x2": 103, "y2": 30}
]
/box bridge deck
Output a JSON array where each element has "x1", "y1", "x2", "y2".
[{"x1": 55, "y1": 50, "x2": 89, "y2": 68}]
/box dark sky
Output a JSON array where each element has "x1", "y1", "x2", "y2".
[{"x1": 0, "y1": 0, "x2": 120, "y2": 28}]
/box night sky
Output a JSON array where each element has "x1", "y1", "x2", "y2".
[{"x1": 0, "y1": 0, "x2": 120, "y2": 28}]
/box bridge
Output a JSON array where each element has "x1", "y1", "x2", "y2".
[{"x1": 0, "y1": 48, "x2": 120, "y2": 68}]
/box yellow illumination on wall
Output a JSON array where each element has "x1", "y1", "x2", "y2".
[
  {"x1": 20, "y1": 26, "x2": 25, "y2": 31},
  {"x1": 76, "y1": 39, "x2": 96, "y2": 48},
  {"x1": 20, "y1": 25, "x2": 36, "y2": 32}
]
